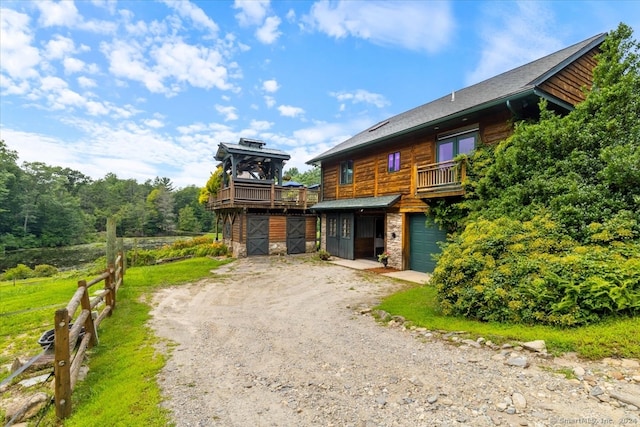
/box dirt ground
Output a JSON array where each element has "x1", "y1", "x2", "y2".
[{"x1": 149, "y1": 254, "x2": 639, "y2": 427}]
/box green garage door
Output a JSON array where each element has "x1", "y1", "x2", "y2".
[{"x1": 409, "y1": 214, "x2": 447, "y2": 273}]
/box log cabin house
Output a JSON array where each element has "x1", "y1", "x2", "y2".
[
  {"x1": 210, "y1": 138, "x2": 319, "y2": 257},
  {"x1": 307, "y1": 33, "x2": 606, "y2": 273}
]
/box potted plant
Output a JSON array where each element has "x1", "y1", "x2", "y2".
[{"x1": 377, "y1": 251, "x2": 390, "y2": 268}]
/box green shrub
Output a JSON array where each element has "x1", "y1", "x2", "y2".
[
  {"x1": 433, "y1": 213, "x2": 640, "y2": 327},
  {"x1": 126, "y1": 238, "x2": 229, "y2": 267},
  {"x1": 3, "y1": 264, "x2": 34, "y2": 280},
  {"x1": 33, "y1": 264, "x2": 58, "y2": 277},
  {"x1": 317, "y1": 250, "x2": 330, "y2": 261}
]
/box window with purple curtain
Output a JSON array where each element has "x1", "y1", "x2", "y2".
[{"x1": 388, "y1": 152, "x2": 400, "y2": 172}]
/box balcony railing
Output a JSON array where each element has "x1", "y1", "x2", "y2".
[
  {"x1": 416, "y1": 160, "x2": 466, "y2": 197},
  {"x1": 209, "y1": 180, "x2": 319, "y2": 210}
]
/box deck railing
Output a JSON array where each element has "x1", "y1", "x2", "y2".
[
  {"x1": 416, "y1": 160, "x2": 466, "y2": 195},
  {"x1": 210, "y1": 181, "x2": 319, "y2": 209}
]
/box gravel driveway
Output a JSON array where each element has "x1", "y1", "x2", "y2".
[{"x1": 149, "y1": 254, "x2": 640, "y2": 427}]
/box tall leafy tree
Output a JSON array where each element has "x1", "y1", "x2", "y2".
[{"x1": 432, "y1": 24, "x2": 640, "y2": 326}]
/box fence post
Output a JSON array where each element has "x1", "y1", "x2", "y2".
[
  {"x1": 104, "y1": 268, "x2": 114, "y2": 316},
  {"x1": 54, "y1": 308, "x2": 72, "y2": 419},
  {"x1": 118, "y1": 251, "x2": 125, "y2": 288},
  {"x1": 109, "y1": 263, "x2": 117, "y2": 310},
  {"x1": 78, "y1": 280, "x2": 99, "y2": 347}
]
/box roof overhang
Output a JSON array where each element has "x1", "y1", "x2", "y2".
[{"x1": 311, "y1": 195, "x2": 401, "y2": 211}]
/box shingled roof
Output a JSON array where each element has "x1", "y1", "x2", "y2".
[{"x1": 307, "y1": 33, "x2": 605, "y2": 164}]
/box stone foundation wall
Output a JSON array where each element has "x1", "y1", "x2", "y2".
[{"x1": 386, "y1": 213, "x2": 403, "y2": 270}]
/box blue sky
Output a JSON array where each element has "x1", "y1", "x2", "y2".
[{"x1": 1, "y1": 1, "x2": 639, "y2": 188}]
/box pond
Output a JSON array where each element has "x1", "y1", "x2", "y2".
[{"x1": 0, "y1": 236, "x2": 193, "y2": 271}]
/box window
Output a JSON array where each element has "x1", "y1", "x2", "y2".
[
  {"x1": 388, "y1": 152, "x2": 401, "y2": 172},
  {"x1": 437, "y1": 131, "x2": 477, "y2": 163},
  {"x1": 341, "y1": 217, "x2": 351, "y2": 238},
  {"x1": 340, "y1": 160, "x2": 353, "y2": 184},
  {"x1": 328, "y1": 217, "x2": 337, "y2": 237}
]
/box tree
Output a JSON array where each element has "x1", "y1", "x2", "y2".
[
  {"x1": 283, "y1": 166, "x2": 321, "y2": 186},
  {"x1": 432, "y1": 24, "x2": 640, "y2": 326},
  {"x1": 178, "y1": 206, "x2": 201, "y2": 232}
]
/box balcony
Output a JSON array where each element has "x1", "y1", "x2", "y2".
[
  {"x1": 416, "y1": 160, "x2": 466, "y2": 198},
  {"x1": 209, "y1": 180, "x2": 319, "y2": 210}
]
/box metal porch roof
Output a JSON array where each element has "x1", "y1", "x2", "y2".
[{"x1": 311, "y1": 195, "x2": 401, "y2": 211}]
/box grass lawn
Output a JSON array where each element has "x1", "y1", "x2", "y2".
[
  {"x1": 1, "y1": 257, "x2": 231, "y2": 426},
  {"x1": 376, "y1": 283, "x2": 640, "y2": 360}
]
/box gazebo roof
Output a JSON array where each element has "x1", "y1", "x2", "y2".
[{"x1": 215, "y1": 138, "x2": 290, "y2": 162}]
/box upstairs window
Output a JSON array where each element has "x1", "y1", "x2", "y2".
[
  {"x1": 340, "y1": 160, "x2": 353, "y2": 184},
  {"x1": 388, "y1": 152, "x2": 401, "y2": 172},
  {"x1": 437, "y1": 128, "x2": 478, "y2": 163}
]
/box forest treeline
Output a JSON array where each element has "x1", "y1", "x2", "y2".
[
  {"x1": 0, "y1": 141, "x2": 215, "y2": 251},
  {"x1": 0, "y1": 141, "x2": 320, "y2": 253}
]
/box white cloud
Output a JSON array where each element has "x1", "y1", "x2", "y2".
[
  {"x1": 0, "y1": 9, "x2": 40, "y2": 79},
  {"x1": 256, "y1": 15, "x2": 282, "y2": 44},
  {"x1": 36, "y1": 0, "x2": 81, "y2": 27},
  {"x1": 77, "y1": 76, "x2": 97, "y2": 88},
  {"x1": 0, "y1": 75, "x2": 30, "y2": 96},
  {"x1": 43, "y1": 35, "x2": 76, "y2": 60},
  {"x1": 249, "y1": 120, "x2": 272, "y2": 131},
  {"x1": 36, "y1": 0, "x2": 116, "y2": 33},
  {"x1": 262, "y1": 79, "x2": 280, "y2": 93},
  {"x1": 305, "y1": 0, "x2": 454, "y2": 53},
  {"x1": 466, "y1": 1, "x2": 562, "y2": 85},
  {"x1": 278, "y1": 105, "x2": 305, "y2": 118},
  {"x1": 90, "y1": 0, "x2": 117, "y2": 14},
  {"x1": 102, "y1": 37, "x2": 234, "y2": 95},
  {"x1": 234, "y1": 0, "x2": 269, "y2": 26},
  {"x1": 63, "y1": 57, "x2": 86, "y2": 74},
  {"x1": 85, "y1": 100, "x2": 109, "y2": 116},
  {"x1": 264, "y1": 95, "x2": 276, "y2": 108},
  {"x1": 215, "y1": 105, "x2": 239, "y2": 121},
  {"x1": 153, "y1": 41, "x2": 231, "y2": 90},
  {"x1": 233, "y1": 0, "x2": 281, "y2": 44},
  {"x1": 144, "y1": 119, "x2": 165, "y2": 128},
  {"x1": 286, "y1": 9, "x2": 296, "y2": 23},
  {"x1": 330, "y1": 89, "x2": 389, "y2": 108},
  {"x1": 102, "y1": 39, "x2": 165, "y2": 93},
  {"x1": 162, "y1": 0, "x2": 219, "y2": 35}
]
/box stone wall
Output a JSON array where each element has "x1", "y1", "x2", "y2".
[{"x1": 385, "y1": 213, "x2": 403, "y2": 270}]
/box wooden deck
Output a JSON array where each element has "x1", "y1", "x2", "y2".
[
  {"x1": 209, "y1": 180, "x2": 319, "y2": 210},
  {"x1": 415, "y1": 160, "x2": 466, "y2": 198}
]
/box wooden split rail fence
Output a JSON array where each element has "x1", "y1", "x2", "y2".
[{"x1": 53, "y1": 252, "x2": 125, "y2": 419}]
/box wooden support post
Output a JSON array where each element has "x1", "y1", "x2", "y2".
[
  {"x1": 270, "y1": 182, "x2": 275, "y2": 208},
  {"x1": 117, "y1": 251, "x2": 125, "y2": 287},
  {"x1": 104, "y1": 268, "x2": 114, "y2": 316},
  {"x1": 109, "y1": 264, "x2": 117, "y2": 310},
  {"x1": 54, "y1": 309, "x2": 72, "y2": 419},
  {"x1": 106, "y1": 217, "x2": 117, "y2": 269},
  {"x1": 78, "y1": 280, "x2": 98, "y2": 347}
]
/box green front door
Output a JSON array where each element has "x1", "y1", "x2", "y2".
[{"x1": 409, "y1": 214, "x2": 446, "y2": 273}]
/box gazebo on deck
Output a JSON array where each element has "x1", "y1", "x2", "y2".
[{"x1": 210, "y1": 138, "x2": 319, "y2": 257}]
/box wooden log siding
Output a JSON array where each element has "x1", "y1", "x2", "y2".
[
  {"x1": 305, "y1": 217, "x2": 317, "y2": 239},
  {"x1": 269, "y1": 216, "x2": 285, "y2": 241},
  {"x1": 539, "y1": 49, "x2": 598, "y2": 106}
]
